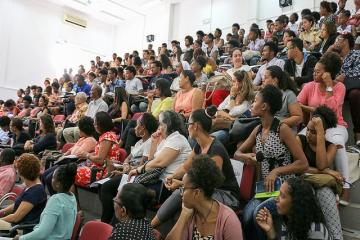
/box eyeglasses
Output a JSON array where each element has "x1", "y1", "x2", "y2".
[{"x1": 179, "y1": 186, "x2": 197, "y2": 195}]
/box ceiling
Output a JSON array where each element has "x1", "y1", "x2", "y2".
[{"x1": 45, "y1": 0, "x2": 166, "y2": 25}]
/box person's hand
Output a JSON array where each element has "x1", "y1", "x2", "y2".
[
  {"x1": 240, "y1": 153, "x2": 257, "y2": 165},
  {"x1": 312, "y1": 117, "x2": 324, "y2": 135},
  {"x1": 256, "y1": 207, "x2": 275, "y2": 234},
  {"x1": 76, "y1": 151, "x2": 88, "y2": 160},
  {"x1": 151, "y1": 130, "x2": 163, "y2": 144},
  {"x1": 324, "y1": 168, "x2": 344, "y2": 183},
  {"x1": 264, "y1": 169, "x2": 279, "y2": 192},
  {"x1": 13, "y1": 235, "x2": 20, "y2": 240},
  {"x1": 181, "y1": 203, "x2": 194, "y2": 218},
  {"x1": 128, "y1": 168, "x2": 138, "y2": 180},
  {"x1": 109, "y1": 170, "x2": 122, "y2": 178},
  {"x1": 322, "y1": 72, "x2": 333, "y2": 87},
  {"x1": 123, "y1": 163, "x2": 131, "y2": 173},
  {"x1": 230, "y1": 85, "x2": 238, "y2": 97},
  {"x1": 336, "y1": 74, "x2": 345, "y2": 83},
  {"x1": 165, "y1": 178, "x2": 182, "y2": 191},
  {"x1": 147, "y1": 92, "x2": 154, "y2": 103}
]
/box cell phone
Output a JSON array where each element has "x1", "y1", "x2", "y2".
[{"x1": 255, "y1": 178, "x2": 282, "y2": 199}]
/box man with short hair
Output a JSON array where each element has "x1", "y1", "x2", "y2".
[
  {"x1": 231, "y1": 23, "x2": 240, "y2": 41},
  {"x1": 105, "y1": 67, "x2": 125, "y2": 93},
  {"x1": 184, "y1": 35, "x2": 194, "y2": 52},
  {"x1": 202, "y1": 33, "x2": 219, "y2": 61},
  {"x1": 284, "y1": 37, "x2": 317, "y2": 87},
  {"x1": 95, "y1": 56, "x2": 103, "y2": 68},
  {"x1": 142, "y1": 50, "x2": 150, "y2": 69},
  {"x1": 124, "y1": 66, "x2": 145, "y2": 113},
  {"x1": 273, "y1": 18, "x2": 285, "y2": 46},
  {"x1": 253, "y1": 41, "x2": 285, "y2": 85},
  {"x1": 0, "y1": 149, "x2": 16, "y2": 198},
  {"x1": 288, "y1": 13, "x2": 299, "y2": 35},
  {"x1": 73, "y1": 75, "x2": 91, "y2": 96}
]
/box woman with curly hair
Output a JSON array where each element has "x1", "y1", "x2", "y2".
[
  {"x1": 298, "y1": 51, "x2": 350, "y2": 202},
  {"x1": 0, "y1": 154, "x2": 47, "y2": 231},
  {"x1": 296, "y1": 106, "x2": 343, "y2": 239},
  {"x1": 256, "y1": 178, "x2": 331, "y2": 240},
  {"x1": 15, "y1": 163, "x2": 78, "y2": 240},
  {"x1": 166, "y1": 155, "x2": 243, "y2": 240}
]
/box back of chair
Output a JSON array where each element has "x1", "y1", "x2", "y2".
[
  {"x1": 239, "y1": 164, "x2": 256, "y2": 201},
  {"x1": 79, "y1": 221, "x2": 113, "y2": 240},
  {"x1": 71, "y1": 211, "x2": 84, "y2": 240}
]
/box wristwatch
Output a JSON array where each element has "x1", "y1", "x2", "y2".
[{"x1": 326, "y1": 86, "x2": 333, "y2": 92}]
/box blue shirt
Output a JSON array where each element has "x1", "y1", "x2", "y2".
[
  {"x1": 73, "y1": 83, "x2": 91, "y2": 95},
  {"x1": 20, "y1": 193, "x2": 77, "y2": 240},
  {"x1": 107, "y1": 79, "x2": 125, "y2": 92}
]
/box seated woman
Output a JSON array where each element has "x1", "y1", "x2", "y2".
[
  {"x1": 24, "y1": 114, "x2": 57, "y2": 154},
  {"x1": 263, "y1": 65, "x2": 303, "y2": 130},
  {"x1": 75, "y1": 112, "x2": 123, "y2": 187},
  {"x1": 147, "y1": 78, "x2": 173, "y2": 119},
  {"x1": 15, "y1": 163, "x2": 78, "y2": 240},
  {"x1": 99, "y1": 113, "x2": 158, "y2": 223},
  {"x1": 151, "y1": 107, "x2": 240, "y2": 228},
  {"x1": 299, "y1": 15, "x2": 321, "y2": 52},
  {"x1": 42, "y1": 116, "x2": 97, "y2": 194},
  {"x1": 297, "y1": 106, "x2": 343, "y2": 239},
  {"x1": 28, "y1": 95, "x2": 50, "y2": 138},
  {"x1": 16, "y1": 89, "x2": 24, "y2": 107},
  {"x1": 0, "y1": 154, "x2": 47, "y2": 231},
  {"x1": 109, "y1": 87, "x2": 129, "y2": 125},
  {"x1": 2, "y1": 99, "x2": 20, "y2": 118},
  {"x1": 256, "y1": 178, "x2": 331, "y2": 240},
  {"x1": 212, "y1": 70, "x2": 255, "y2": 144},
  {"x1": 10, "y1": 118, "x2": 30, "y2": 155},
  {"x1": 316, "y1": 21, "x2": 337, "y2": 54},
  {"x1": 57, "y1": 92, "x2": 88, "y2": 146},
  {"x1": 128, "y1": 110, "x2": 191, "y2": 200},
  {"x1": 109, "y1": 183, "x2": 156, "y2": 240},
  {"x1": 17, "y1": 96, "x2": 32, "y2": 119},
  {"x1": 234, "y1": 85, "x2": 308, "y2": 240},
  {"x1": 166, "y1": 155, "x2": 243, "y2": 240},
  {"x1": 119, "y1": 78, "x2": 172, "y2": 154},
  {"x1": 191, "y1": 55, "x2": 208, "y2": 89},
  {"x1": 173, "y1": 70, "x2": 204, "y2": 119},
  {"x1": 225, "y1": 48, "x2": 252, "y2": 78},
  {"x1": 297, "y1": 51, "x2": 350, "y2": 201}
]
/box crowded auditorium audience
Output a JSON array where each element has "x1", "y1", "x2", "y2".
[{"x1": 0, "y1": 1, "x2": 359, "y2": 239}]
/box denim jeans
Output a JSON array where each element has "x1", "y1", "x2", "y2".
[
  {"x1": 211, "y1": 130, "x2": 229, "y2": 146},
  {"x1": 242, "y1": 197, "x2": 277, "y2": 240}
]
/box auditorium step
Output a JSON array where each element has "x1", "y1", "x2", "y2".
[
  {"x1": 340, "y1": 202, "x2": 360, "y2": 231},
  {"x1": 343, "y1": 228, "x2": 360, "y2": 240}
]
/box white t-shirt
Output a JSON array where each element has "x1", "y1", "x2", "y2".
[
  {"x1": 125, "y1": 78, "x2": 143, "y2": 95},
  {"x1": 226, "y1": 65, "x2": 253, "y2": 78},
  {"x1": 129, "y1": 138, "x2": 151, "y2": 166},
  {"x1": 154, "y1": 131, "x2": 191, "y2": 181},
  {"x1": 295, "y1": 60, "x2": 305, "y2": 77}
]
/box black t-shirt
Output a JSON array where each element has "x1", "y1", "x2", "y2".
[
  {"x1": 193, "y1": 139, "x2": 240, "y2": 198},
  {"x1": 13, "y1": 131, "x2": 31, "y2": 145},
  {"x1": 298, "y1": 134, "x2": 333, "y2": 168},
  {"x1": 33, "y1": 133, "x2": 57, "y2": 154},
  {"x1": 14, "y1": 184, "x2": 47, "y2": 225}
]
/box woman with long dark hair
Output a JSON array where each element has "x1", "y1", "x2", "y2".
[
  {"x1": 109, "y1": 87, "x2": 129, "y2": 124},
  {"x1": 147, "y1": 78, "x2": 173, "y2": 119},
  {"x1": 256, "y1": 178, "x2": 331, "y2": 240}
]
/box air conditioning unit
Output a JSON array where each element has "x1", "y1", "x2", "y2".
[{"x1": 63, "y1": 14, "x2": 87, "y2": 28}]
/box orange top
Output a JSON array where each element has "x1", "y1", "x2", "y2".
[{"x1": 174, "y1": 88, "x2": 197, "y2": 114}]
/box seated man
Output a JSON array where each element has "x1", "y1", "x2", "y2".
[
  {"x1": 73, "y1": 74, "x2": 91, "y2": 96},
  {"x1": 0, "y1": 149, "x2": 16, "y2": 199},
  {"x1": 124, "y1": 66, "x2": 146, "y2": 113},
  {"x1": 284, "y1": 37, "x2": 317, "y2": 88},
  {"x1": 105, "y1": 67, "x2": 125, "y2": 93},
  {"x1": 0, "y1": 116, "x2": 10, "y2": 145},
  {"x1": 253, "y1": 41, "x2": 285, "y2": 86}
]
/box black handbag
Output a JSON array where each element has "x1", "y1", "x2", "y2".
[{"x1": 229, "y1": 117, "x2": 261, "y2": 143}]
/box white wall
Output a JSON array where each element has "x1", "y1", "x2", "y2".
[{"x1": 0, "y1": 0, "x2": 117, "y2": 100}]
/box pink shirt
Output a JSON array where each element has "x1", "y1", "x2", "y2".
[
  {"x1": 182, "y1": 202, "x2": 243, "y2": 240},
  {"x1": 297, "y1": 81, "x2": 347, "y2": 127},
  {"x1": 69, "y1": 137, "x2": 97, "y2": 155},
  {"x1": 174, "y1": 88, "x2": 197, "y2": 115},
  {"x1": 0, "y1": 165, "x2": 16, "y2": 198}
]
